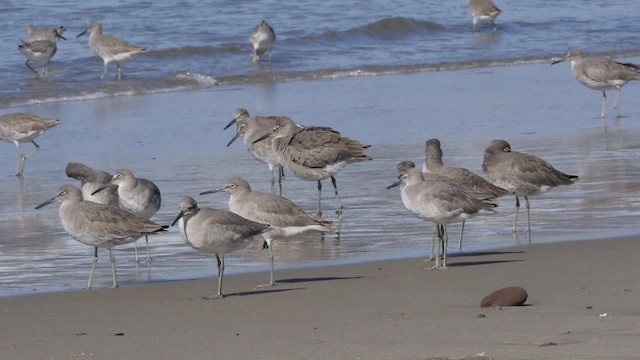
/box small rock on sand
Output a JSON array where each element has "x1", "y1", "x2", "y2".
[{"x1": 481, "y1": 286, "x2": 528, "y2": 307}]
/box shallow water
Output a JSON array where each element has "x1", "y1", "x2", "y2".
[
  {"x1": 1, "y1": 58, "x2": 640, "y2": 296},
  {"x1": 1, "y1": 0, "x2": 639, "y2": 106}
]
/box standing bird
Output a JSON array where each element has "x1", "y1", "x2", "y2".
[
  {"x1": 65, "y1": 162, "x2": 119, "y2": 207},
  {"x1": 92, "y1": 169, "x2": 161, "y2": 263},
  {"x1": 552, "y1": 49, "x2": 640, "y2": 118},
  {"x1": 225, "y1": 108, "x2": 289, "y2": 195},
  {"x1": 26, "y1": 25, "x2": 67, "y2": 42},
  {"x1": 468, "y1": 0, "x2": 501, "y2": 32},
  {"x1": 35, "y1": 185, "x2": 166, "y2": 289},
  {"x1": 388, "y1": 161, "x2": 496, "y2": 269},
  {"x1": 254, "y1": 117, "x2": 372, "y2": 216},
  {"x1": 482, "y1": 139, "x2": 578, "y2": 235},
  {"x1": 77, "y1": 22, "x2": 146, "y2": 80},
  {"x1": 18, "y1": 27, "x2": 66, "y2": 78},
  {"x1": 172, "y1": 197, "x2": 270, "y2": 299},
  {"x1": 423, "y1": 138, "x2": 510, "y2": 250},
  {"x1": 250, "y1": 20, "x2": 276, "y2": 63},
  {"x1": 200, "y1": 177, "x2": 333, "y2": 286},
  {"x1": 0, "y1": 112, "x2": 60, "y2": 176}
]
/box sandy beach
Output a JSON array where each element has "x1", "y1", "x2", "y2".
[
  {"x1": 1, "y1": 236, "x2": 638, "y2": 359},
  {"x1": 1, "y1": 55, "x2": 640, "y2": 359}
]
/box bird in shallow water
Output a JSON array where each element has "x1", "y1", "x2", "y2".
[
  {"x1": 77, "y1": 22, "x2": 147, "y2": 80},
  {"x1": 482, "y1": 139, "x2": 578, "y2": 236},
  {"x1": 552, "y1": 49, "x2": 640, "y2": 118},
  {"x1": 35, "y1": 184, "x2": 166, "y2": 289},
  {"x1": 0, "y1": 112, "x2": 60, "y2": 176},
  {"x1": 250, "y1": 20, "x2": 276, "y2": 63}
]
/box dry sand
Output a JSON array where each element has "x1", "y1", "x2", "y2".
[{"x1": 1, "y1": 236, "x2": 638, "y2": 359}]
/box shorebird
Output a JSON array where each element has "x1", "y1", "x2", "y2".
[
  {"x1": 482, "y1": 139, "x2": 578, "y2": 235},
  {"x1": 35, "y1": 185, "x2": 166, "y2": 289},
  {"x1": 0, "y1": 112, "x2": 60, "y2": 176},
  {"x1": 26, "y1": 25, "x2": 66, "y2": 42},
  {"x1": 18, "y1": 29, "x2": 66, "y2": 78},
  {"x1": 77, "y1": 22, "x2": 147, "y2": 80},
  {"x1": 250, "y1": 20, "x2": 276, "y2": 63},
  {"x1": 172, "y1": 197, "x2": 270, "y2": 299},
  {"x1": 254, "y1": 117, "x2": 372, "y2": 216},
  {"x1": 200, "y1": 176, "x2": 333, "y2": 286},
  {"x1": 225, "y1": 108, "x2": 290, "y2": 195},
  {"x1": 92, "y1": 169, "x2": 161, "y2": 263},
  {"x1": 423, "y1": 138, "x2": 510, "y2": 250},
  {"x1": 388, "y1": 161, "x2": 496, "y2": 269},
  {"x1": 468, "y1": 0, "x2": 501, "y2": 32},
  {"x1": 65, "y1": 162, "x2": 119, "y2": 207},
  {"x1": 552, "y1": 49, "x2": 640, "y2": 118}
]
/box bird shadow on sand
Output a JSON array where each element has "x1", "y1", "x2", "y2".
[
  {"x1": 453, "y1": 250, "x2": 525, "y2": 258},
  {"x1": 276, "y1": 275, "x2": 363, "y2": 284},
  {"x1": 226, "y1": 287, "x2": 307, "y2": 298},
  {"x1": 445, "y1": 259, "x2": 524, "y2": 268}
]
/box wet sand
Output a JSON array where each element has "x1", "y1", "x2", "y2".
[{"x1": 1, "y1": 236, "x2": 639, "y2": 359}]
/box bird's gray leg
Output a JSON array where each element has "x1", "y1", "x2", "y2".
[
  {"x1": 42, "y1": 63, "x2": 48, "y2": 77},
  {"x1": 613, "y1": 87, "x2": 622, "y2": 118},
  {"x1": 316, "y1": 180, "x2": 323, "y2": 216},
  {"x1": 429, "y1": 223, "x2": 437, "y2": 261},
  {"x1": 513, "y1": 196, "x2": 520, "y2": 234},
  {"x1": 258, "y1": 243, "x2": 276, "y2": 287},
  {"x1": 252, "y1": 50, "x2": 258, "y2": 63},
  {"x1": 144, "y1": 235, "x2": 152, "y2": 263},
  {"x1": 472, "y1": 20, "x2": 478, "y2": 32},
  {"x1": 491, "y1": 21, "x2": 497, "y2": 32},
  {"x1": 600, "y1": 90, "x2": 607, "y2": 118},
  {"x1": 278, "y1": 166, "x2": 285, "y2": 197},
  {"x1": 331, "y1": 176, "x2": 343, "y2": 216},
  {"x1": 101, "y1": 62, "x2": 108, "y2": 79},
  {"x1": 459, "y1": 220, "x2": 465, "y2": 251},
  {"x1": 430, "y1": 225, "x2": 444, "y2": 269},
  {"x1": 210, "y1": 254, "x2": 224, "y2": 299},
  {"x1": 25, "y1": 60, "x2": 39, "y2": 77},
  {"x1": 108, "y1": 248, "x2": 118, "y2": 288},
  {"x1": 133, "y1": 240, "x2": 140, "y2": 263},
  {"x1": 441, "y1": 225, "x2": 449, "y2": 269},
  {"x1": 87, "y1": 247, "x2": 99, "y2": 289},
  {"x1": 23, "y1": 140, "x2": 41, "y2": 160},
  {"x1": 13, "y1": 142, "x2": 26, "y2": 176},
  {"x1": 525, "y1": 196, "x2": 531, "y2": 234},
  {"x1": 269, "y1": 165, "x2": 275, "y2": 194},
  {"x1": 117, "y1": 63, "x2": 122, "y2": 80}
]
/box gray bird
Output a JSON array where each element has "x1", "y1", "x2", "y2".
[
  {"x1": 254, "y1": 117, "x2": 372, "y2": 216},
  {"x1": 19, "y1": 26, "x2": 66, "y2": 77},
  {"x1": 26, "y1": 25, "x2": 67, "y2": 42},
  {"x1": 77, "y1": 22, "x2": 146, "y2": 80},
  {"x1": 172, "y1": 197, "x2": 270, "y2": 299},
  {"x1": 225, "y1": 108, "x2": 289, "y2": 195},
  {"x1": 482, "y1": 139, "x2": 578, "y2": 235},
  {"x1": 552, "y1": 49, "x2": 640, "y2": 118},
  {"x1": 250, "y1": 20, "x2": 276, "y2": 63},
  {"x1": 0, "y1": 112, "x2": 60, "y2": 176},
  {"x1": 423, "y1": 138, "x2": 510, "y2": 250},
  {"x1": 468, "y1": 0, "x2": 501, "y2": 32},
  {"x1": 35, "y1": 185, "x2": 166, "y2": 289},
  {"x1": 65, "y1": 162, "x2": 119, "y2": 207},
  {"x1": 92, "y1": 169, "x2": 161, "y2": 263},
  {"x1": 388, "y1": 161, "x2": 496, "y2": 268},
  {"x1": 200, "y1": 176, "x2": 333, "y2": 286}
]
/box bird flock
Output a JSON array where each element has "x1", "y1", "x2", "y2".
[{"x1": 3, "y1": 3, "x2": 638, "y2": 298}]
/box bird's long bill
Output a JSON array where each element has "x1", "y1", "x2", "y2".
[
  {"x1": 223, "y1": 118, "x2": 236, "y2": 130},
  {"x1": 226, "y1": 131, "x2": 241, "y2": 147},
  {"x1": 550, "y1": 58, "x2": 565, "y2": 65},
  {"x1": 199, "y1": 187, "x2": 224, "y2": 195},
  {"x1": 57, "y1": 34, "x2": 68, "y2": 41},
  {"x1": 91, "y1": 184, "x2": 109, "y2": 196},
  {"x1": 35, "y1": 196, "x2": 57, "y2": 210},
  {"x1": 171, "y1": 211, "x2": 185, "y2": 227},
  {"x1": 252, "y1": 132, "x2": 270, "y2": 144},
  {"x1": 386, "y1": 181, "x2": 401, "y2": 190},
  {"x1": 76, "y1": 28, "x2": 88, "y2": 38}
]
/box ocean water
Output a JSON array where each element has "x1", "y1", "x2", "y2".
[
  {"x1": 1, "y1": 0, "x2": 639, "y2": 106},
  {"x1": 1, "y1": 0, "x2": 640, "y2": 296}
]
